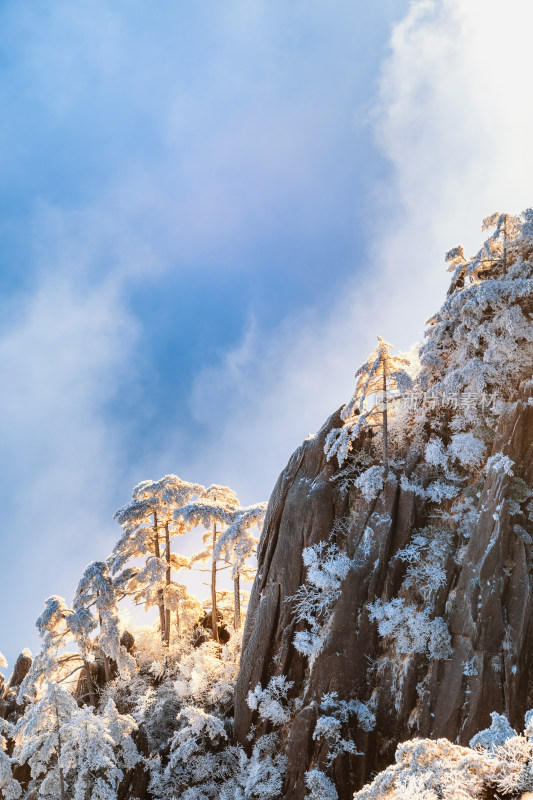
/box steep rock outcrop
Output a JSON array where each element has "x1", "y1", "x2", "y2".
[
  {"x1": 234, "y1": 380, "x2": 533, "y2": 799},
  {"x1": 0, "y1": 650, "x2": 32, "y2": 721}
]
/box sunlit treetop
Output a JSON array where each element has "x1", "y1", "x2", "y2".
[{"x1": 325, "y1": 336, "x2": 412, "y2": 467}]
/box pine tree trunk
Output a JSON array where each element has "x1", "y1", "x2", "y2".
[
  {"x1": 234, "y1": 571, "x2": 241, "y2": 630},
  {"x1": 211, "y1": 522, "x2": 219, "y2": 643},
  {"x1": 153, "y1": 512, "x2": 167, "y2": 643},
  {"x1": 502, "y1": 217, "x2": 507, "y2": 274},
  {"x1": 58, "y1": 727, "x2": 66, "y2": 800},
  {"x1": 164, "y1": 521, "x2": 171, "y2": 647},
  {"x1": 82, "y1": 659, "x2": 97, "y2": 706},
  {"x1": 97, "y1": 593, "x2": 112, "y2": 683},
  {"x1": 382, "y1": 367, "x2": 389, "y2": 477}
]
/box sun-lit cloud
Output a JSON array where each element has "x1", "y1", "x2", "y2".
[{"x1": 0, "y1": 275, "x2": 137, "y2": 661}]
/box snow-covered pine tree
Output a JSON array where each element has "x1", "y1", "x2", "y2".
[
  {"x1": 161, "y1": 583, "x2": 204, "y2": 636},
  {"x1": 175, "y1": 485, "x2": 240, "y2": 642},
  {"x1": 445, "y1": 212, "x2": 523, "y2": 296},
  {"x1": 19, "y1": 596, "x2": 98, "y2": 707},
  {"x1": 12, "y1": 681, "x2": 78, "y2": 800},
  {"x1": 214, "y1": 502, "x2": 267, "y2": 629},
  {"x1": 110, "y1": 475, "x2": 204, "y2": 646},
  {"x1": 419, "y1": 209, "x2": 533, "y2": 425},
  {"x1": 325, "y1": 336, "x2": 413, "y2": 473},
  {"x1": 58, "y1": 699, "x2": 139, "y2": 800},
  {"x1": 73, "y1": 561, "x2": 136, "y2": 682},
  {"x1": 0, "y1": 718, "x2": 21, "y2": 800}
]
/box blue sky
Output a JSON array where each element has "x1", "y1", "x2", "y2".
[{"x1": 2, "y1": 0, "x2": 533, "y2": 668}]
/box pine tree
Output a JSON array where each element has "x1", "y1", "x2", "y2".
[
  {"x1": 325, "y1": 337, "x2": 413, "y2": 472},
  {"x1": 111, "y1": 475, "x2": 203, "y2": 645},
  {"x1": 214, "y1": 502, "x2": 267, "y2": 629},
  {"x1": 12, "y1": 681, "x2": 78, "y2": 800},
  {"x1": 58, "y1": 699, "x2": 139, "y2": 800},
  {"x1": 419, "y1": 210, "x2": 533, "y2": 408},
  {"x1": 175, "y1": 485, "x2": 241, "y2": 642},
  {"x1": 73, "y1": 561, "x2": 135, "y2": 682},
  {"x1": 19, "y1": 596, "x2": 99, "y2": 707}
]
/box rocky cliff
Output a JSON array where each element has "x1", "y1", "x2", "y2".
[
  {"x1": 234, "y1": 209, "x2": 533, "y2": 799},
  {"x1": 234, "y1": 378, "x2": 533, "y2": 799}
]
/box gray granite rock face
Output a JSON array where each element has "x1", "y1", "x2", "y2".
[{"x1": 234, "y1": 381, "x2": 533, "y2": 799}]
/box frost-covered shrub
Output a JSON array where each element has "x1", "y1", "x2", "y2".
[
  {"x1": 425, "y1": 438, "x2": 448, "y2": 469},
  {"x1": 448, "y1": 433, "x2": 486, "y2": 468},
  {"x1": 422, "y1": 434, "x2": 485, "y2": 506},
  {"x1": 353, "y1": 737, "x2": 492, "y2": 799},
  {"x1": 311, "y1": 691, "x2": 374, "y2": 766},
  {"x1": 367, "y1": 598, "x2": 452, "y2": 659},
  {"x1": 236, "y1": 733, "x2": 287, "y2": 800},
  {"x1": 59, "y1": 700, "x2": 140, "y2": 800},
  {"x1": 0, "y1": 720, "x2": 21, "y2": 800},
  {"x1": 247, "y1": 675, "x2": 294, "y2": 726},
  {"x1": 150, "y1": 705, "x2": 241, "y2": 800},
  {"x1": 354, "y1": 705, "x2": 533, "y2": 799},
  {"x1": 425, "y1": 480, "x2": 459, "y2": 504},
  {"x1": 133, "y1": 679, "x2": 182, "y2": 753},
  {"x1": 354, "y1": 466, "x2": 385, "y2": 501},
  {"x1": 486, "y1": 452, "x2": 515, "y2": 476},
  {"x1": 396, "y1": 526, "x2": 453, "y2": 603},
  {"x1": 290, "y1": 541, "x2": 351, "y2": 662},
  {"x1": 419, "y1": 212, "x2": 533, "y2": 409},
  {"x1": 305, "y1": 768, "x2": 338, "y2": 800},
  {"x1": 469, "y1": 712, "x2": 516, "y2": 751}
]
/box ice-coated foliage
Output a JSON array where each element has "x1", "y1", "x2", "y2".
[
  {"x1": 419, "y1": 210, "x2": 533, "y2": 416},
  {"x1": 311, "y1": 691, "x2": 375, "y2": 768},
  {"x1": 59, "y1": 700, "x2": 140, "y2": 800},
  {"x1": 353, "y1": 465, "x2": 385, "y2": 501},
  {"x1": 290, "y1": 541, "x2": 351, "y2": 661},
  {"x1": 354, "y1": 707, "x2": 533, "y2": 799},
  {"x1": 486, "y1": 452, "x2": 515, "y2": 476},
  {"x1": 469, "y1": 712, "x2": 516, "y2": 751},
  {"x1": 305, "y1": 768, "x2": 338, "y2": 800},
  {"x1": 0, "y1": 720, "x2": 21, "y2": 800},
  {"x1": 325, "y1": 337, "x2": 412, "y2": 467},
  {"x1": 235, "y1": 733, "x2": 287, "y2": 800},
  {"x1": 367, "y1": 598, "x2": 452, "y2": 659},
  {"x1": 149, "y1": 704, "x2": 240, "y2": 800},
  {"x1": 12, "y1": 681, "x2": 78, "y2": 795},
  {"x1": 448, "y1": 433, "x2": 486, "y2": 468},
  {"x1": 73, "y1": 561, "x2": 136, "y2": 678},
  {"x1": 247, "y1": 675, "x2": 294, "y2": 726},
  {"x1": 396, "y1": 526, "x2": 453, "y2": 603},
  {"x1": 214, "y1": 501, "x2": 267, "y2": 579},
  {"x1": 353, "y1": 737, "x2": 492, "y2": 799}
]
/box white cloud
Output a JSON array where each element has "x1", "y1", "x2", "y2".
[
  {"x1": 0, "y1": 274, "x2": 137, "y2": 663},
  {"x1": 375, "y1": 0, "x2": 533, "y2": 257}
]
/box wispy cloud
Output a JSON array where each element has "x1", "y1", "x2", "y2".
[
  {"x1": 181, "y1": 0, "x2": 533, "y2": 505},
  {"x1": 0, "y1": 275, "x2": 137, "y2": 661}
]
